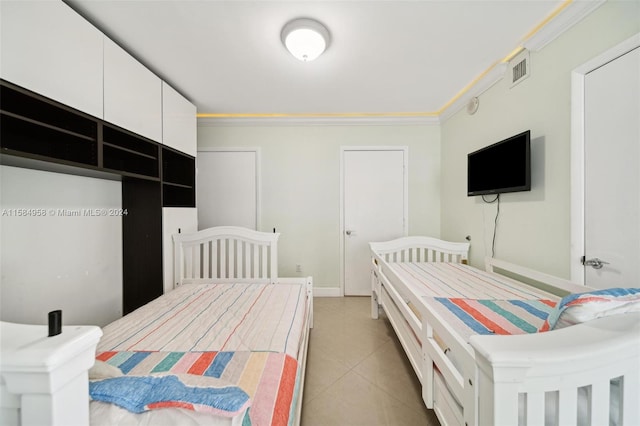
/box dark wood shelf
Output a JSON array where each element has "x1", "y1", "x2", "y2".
[
  {"x1": 1, "y1": 81, "x2": 98, "y2": 167},
  {"x1": 162, "y1": 146, "x2": 195, "y2": 207},
  {"x1": 101, "y1": 167, "x2": 161, "y2": 182},
  {"x1": 163, "y1": 181, "x2": 193, "y2": 189},
  {"x1": 103, "y1": 141, "x2": 158, "y2": 161},
  {"x1": 163, "y1": 183, "x2": 195, "y2": 208},
  {"x1": 1, "y1": 110, "x2": 96, "y2": 142},
  {"x1": 102, "y1": 124, "x2": 160, "y2": 178}
]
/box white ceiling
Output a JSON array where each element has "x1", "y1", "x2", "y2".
[{"x1": 64, "y1": 1, "x2": 595, "y2": 120}]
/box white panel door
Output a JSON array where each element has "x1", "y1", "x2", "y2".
[
  {"x1": 197, "y1": 150, "x2": 258, "y2": 230},
  {"x1": 343, "y1": 149, "x2": 406, "y2": 295},
  {"x1": 584, "y1": 47, "x2": 639, "y2": 289}
]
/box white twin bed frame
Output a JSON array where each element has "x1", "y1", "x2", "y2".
[
  {"x1": 172, "y1": 226, "x2": 313, "y2": 425},
  {"x1": 370, "y1": 236, "x2": 640, "y2": 426}
]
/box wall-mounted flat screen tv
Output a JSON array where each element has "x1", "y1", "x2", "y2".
[{"x1": 467, "y1": 130, "x2": 531, "y2": 196}]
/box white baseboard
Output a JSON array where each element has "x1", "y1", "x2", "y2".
[{"x1": 313, "y1": 287, "x2": 342, "y2": 297}]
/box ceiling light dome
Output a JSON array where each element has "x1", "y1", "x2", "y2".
[{"x1": 281, "y1": 18, "x2": 330, "y2": 62}]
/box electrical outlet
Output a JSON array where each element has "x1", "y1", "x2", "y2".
[{"x1": 296, "y1": 264, "x2": 302, "y2": 273}]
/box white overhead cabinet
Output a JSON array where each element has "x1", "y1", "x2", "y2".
[
  {"x1": 104, "y1": 38, "x2": 163, "y2": 142},
  {"x1": 0, "y1": 1, "x2": 104, "y2": 119},
  {"x1": 163, "y1": 82, "x2": 197, "y2": 157}
]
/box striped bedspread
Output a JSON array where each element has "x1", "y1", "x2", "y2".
[
  {"x1": 385, "y1": 262, "x2": 556, "y2": 299},
  {"x1": 93, "y1": 282, "x2": 309, "y2": 425},
  {"x1": 94, "y1": 350, "x2": 298, "y2": 426},
  {"x1": 424, "y1": 297, "x2": 558, "y2": 342},
  {"x1": 98, "y1": 283, "x2": 308, "y2": 358}
]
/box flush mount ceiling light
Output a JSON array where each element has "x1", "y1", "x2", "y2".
[{"x1": 281, "y1": 18, "x2": 330, "y2": 62}]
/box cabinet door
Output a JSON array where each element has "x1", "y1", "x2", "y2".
[
  {"x1": 162, "y1": 207, "x2": 198, "y2": 293},
  {"x1": 104, "y1": 38, "x2": 162, "y2": 142},
  {"x1": 162, "y1": 82, "x2": 197, "y2": 157},
  {"x1": 0, "y1": 1, "x2": 103, "y2": 118}
]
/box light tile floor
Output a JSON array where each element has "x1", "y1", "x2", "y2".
[{"x1": 301, "y1": 297, "x2": 441, "y2": 426}]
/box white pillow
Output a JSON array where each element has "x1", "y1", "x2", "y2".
[{"x1": 539, "y1": 287, "x2": 640, "y2": 331}]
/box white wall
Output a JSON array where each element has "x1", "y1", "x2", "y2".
[
  {"x1": 0, "y1": 166, "x2": 123, "y2": 326},
  {"x1": 198, "y1": 123, "x2": 441, "y2": 289},
  {"x1": 440, "y1": 1, "x2": 640, "y2": 277}
]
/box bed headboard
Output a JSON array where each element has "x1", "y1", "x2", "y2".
[
  {"x1": 370, "y1": 236, "x2": 470, "y2": 264},
  {"x1": 173, "y1": 226, "x2": 280, "y2": 287}
]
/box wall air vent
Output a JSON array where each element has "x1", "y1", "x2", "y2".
[{"x1": 509, "y1": 49, "x2": 531, "y2": 87}]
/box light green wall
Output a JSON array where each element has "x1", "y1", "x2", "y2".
[
  {"x1": 440, "y1": 0, "x2": 640, "y2": 277},
  {"x1": 198, "y1": 124, "x2": 441, "y2": 288}
]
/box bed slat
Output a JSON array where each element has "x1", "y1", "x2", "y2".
[
  {"x1": 193, "y1": 244, "x2": 201, "y2": 279},
  {"x1": 525, "y1": 391, "x2": 545, "y2": 425},
  {"x1": 590, "y1": 381, "x2": 610, "y2": 426},
  {"x1": 622, "y1": 373, "x2": 640, "y2": 424},
  {"x1": 220, "y1": 239, "x2": 227, "y2": 278},
  {"x1": 242, "y1": 242, "x2": 249, "y2": 278},
  {"x1": 202, "y1": 242, "x2": 210, "y2": 279},
  {"x1": 227, "y1": 239, "x2": 235, "y2": 279},
  {"x1": 184, "y1": 246, "x2": 193, "y2": 279},
  {"x1": 264, "y1": 245, "x2": 270, "y2": 278},
  {"x1": 212, "y1": 241, "x2": 219, "y2": 279},
  {"x1": 557, "y1": 389, "x2": 578, "y2": 425},
  {"x1": 253, "y1": 244, "x2": 259, "y2": 279}
]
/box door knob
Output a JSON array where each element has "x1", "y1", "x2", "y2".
[
  {"x1": 345, "y1": 230, "x2": 354, "y2": 236},
  {"x1": 584, "y1": 257, "x2": 610, "y2": 269}
]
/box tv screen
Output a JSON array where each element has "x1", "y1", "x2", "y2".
[{"x1": 467, "y1": 130, "x2": 531, "y2": 196}]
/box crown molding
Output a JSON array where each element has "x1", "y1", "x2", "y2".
[
  {"x1": 439, "y1": 0, "x2": 605, "y2": 122},
  {"x1": 197, "y1": 115, "x2": 440, "y2": 127},
  {"x1": 198, "y1": 1, "x2": 605, "y2": 128},
  {"x1": 523, "y1": 0, "x2": 606, "y2": 51},
  {"x1": 438, "y1": 62, "x2": 508, "y2": 122}
]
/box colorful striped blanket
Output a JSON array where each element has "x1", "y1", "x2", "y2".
[
  {"x1": 92, "y1": 350, "x2": 298, "y2": 426},
  {"x1": 425, "y1": 297, "x2": 557, "y2": 342}
]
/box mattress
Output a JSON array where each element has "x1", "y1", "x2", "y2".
[
  {"x1": 385, "y1": 262, "x2": 556, "y2": 299},
  {"x1": 91, "y1": 282, "x2": 309, "y2": 426},
  {"x1": 98, "y1": 282, "x2": 308, "y2": 358}
]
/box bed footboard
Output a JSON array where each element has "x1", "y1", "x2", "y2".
[{"x1": 471, "y1": 312, "x2": 640, "y2": 426}]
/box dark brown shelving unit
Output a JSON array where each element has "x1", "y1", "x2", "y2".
[
  {"x1": 162, "y1": 146, "x2": 195, "y2": 207},
  {"x1": 103, "y1": 125, "x2": 160, "y2": 179},
  {"x1": 0, "y1": 82, "x2": 98, "y2": 167},
  {"x1": 0, "y1": 79, "x2": 196, "y2": 313}
]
